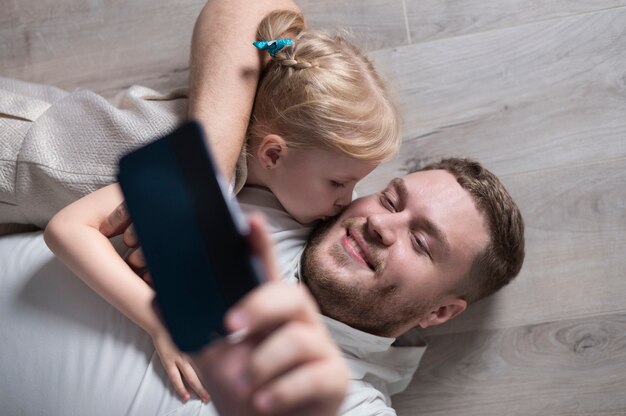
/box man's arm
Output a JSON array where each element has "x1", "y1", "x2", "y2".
[
  {"x1": 187, "y1": 0, "x2": 301, "y2": 181},
  {"x1": 100, "y1": 0, "x2": 300, "y2": 237}
]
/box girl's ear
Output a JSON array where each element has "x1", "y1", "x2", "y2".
[{"x1": 256, "y1": 134, "x2": 288, "y2": 169}]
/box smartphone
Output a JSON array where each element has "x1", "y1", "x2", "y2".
[{"x1": 118, "y1": 120, "x2": 264, "y2": 352}]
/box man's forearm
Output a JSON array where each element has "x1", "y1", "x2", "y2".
[{"x1": 188, "y1": 0, "x2": 301, "y2": 180}]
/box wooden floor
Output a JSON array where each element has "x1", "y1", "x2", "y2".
[{"x1": 2, "y1": 1, "x2": 626, "y2": 414}]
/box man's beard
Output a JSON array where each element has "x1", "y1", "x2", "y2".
[{"x1": 301, "y1": 216, "x2": 434, "y2": 338}]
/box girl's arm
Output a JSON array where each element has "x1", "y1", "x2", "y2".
[
  {"x1": 44, "y1": 184, "x2": 208, "y2": 402},
  {"x1": 45, "y1": 184, "x2": 157, "y2": 332}
]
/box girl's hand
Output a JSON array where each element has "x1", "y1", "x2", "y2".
[{"x1": 151, "y1": 329, "x2": 210, "y2": 403}]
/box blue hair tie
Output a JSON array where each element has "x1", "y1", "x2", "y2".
[{"x1": 253, "y1": 39, "x2": 293, "y2": 57}]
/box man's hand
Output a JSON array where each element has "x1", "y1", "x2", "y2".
[
  {"x1": 99, "y1": 201, "x2": 133, "y2": 243},
  {"x1": 191, "y1": 215, "x2": 349, "y2": 415},
  {"x1": 100, "y1": 201, "x2": 149, "y2": 276}
]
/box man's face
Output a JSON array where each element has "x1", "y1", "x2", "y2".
[{"x1": 301, "y1": 169, "x2": 490, "y2": 337}]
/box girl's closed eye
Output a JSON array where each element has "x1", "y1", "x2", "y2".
[{"x1": 331, "y1": 180, "x2": 346, "y2": 188}]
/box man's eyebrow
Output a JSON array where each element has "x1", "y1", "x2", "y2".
[
  {"x1": 390, "y1": 178, "x2": 408, "y2": 204},
  {"x1": 392, "y1": 177, "x2": 451, "y2": 258},
  {"x1": 423, "y1": 217, "x2": 451, "y2": 258}
]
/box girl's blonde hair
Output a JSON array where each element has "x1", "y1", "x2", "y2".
[{"x1": 248, "y1": 10, "x2": 401, "y2": 163}]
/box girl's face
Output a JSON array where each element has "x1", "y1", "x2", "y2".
[{"x1": 269, "y1": 147, "x2": 378, "y2": 225}]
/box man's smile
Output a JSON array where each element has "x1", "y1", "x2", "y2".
[{"x1": 342, "y1": 227, "x2": 375, "y2": 271}]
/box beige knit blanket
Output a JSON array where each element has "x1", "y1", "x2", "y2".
[{"x1": 0, "y1": 77, "x2": 188, "y2": 234}]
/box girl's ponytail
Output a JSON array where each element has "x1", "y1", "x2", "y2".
[
  {"x1": 256, "y1": 10, "x2": 306, "y2": 47},
  {"x1": 256, "y1": 10, "x2": 310, "y2": 69}
]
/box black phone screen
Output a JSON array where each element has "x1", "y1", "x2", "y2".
[{"x1": 118, "y1": 121, "x2": 263, "y2": 352}]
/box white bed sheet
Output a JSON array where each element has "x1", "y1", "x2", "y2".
[{"x1": 0, "y1": 232, "x2": 218, "y2": 416}]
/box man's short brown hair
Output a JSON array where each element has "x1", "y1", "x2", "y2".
[{"x1": 417, "y1": 158, "x2": 525, "y2": 304}]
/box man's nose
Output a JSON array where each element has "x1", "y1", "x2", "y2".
[{"x1": 366, "y1": 212, "x2": 399, "y2": 246}]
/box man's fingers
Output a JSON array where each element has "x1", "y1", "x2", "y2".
[
  {"x1": 247, "y1": 321, "x2": 335, "y2": 389},
  {"x1": 124, "y1": 247, "x2": 150, "y2": 282},
  {"x1": 99, "y1": 201, "x2": 131, "y2": 237},
  {"x1": 225, "y1": 282, "x2": 318, "y2": 334},
  {"x1": 247, "y1": 214, "x2": 280, "y2": 283},
  {"x1": 142, "y1": 271, "x2": 153, "y2": 287},
  {"x1": 126, "y1": 247, "x2": 147, "y2": 270},
  {"x1": 123, "y1": 223, "x2": 139, "y2": 248},
  {"x1": 252, "y1": 359, "x2": 348, "y2": 416}
]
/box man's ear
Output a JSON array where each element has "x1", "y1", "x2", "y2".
[
  {"x1": 417, "y1": 297, "x2": 467, "y2": 329},
  {"x1": 256, "y1": 134, "x2": 287, "y2": 169}
]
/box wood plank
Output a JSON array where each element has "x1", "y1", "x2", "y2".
[
  {"x1": 405, "y1": 0, "x2": 626, "y2": 43},
  {"x1": 0, "y1": 0, "x2": 406, "y2": 97},
  {"x1": 407, "y1": 158, "x2": 626, "y2": 336},
  {"x1": 359, "y1": 6, "x2": 626, "y2": 186},
  {"x1": 0, "y1": 0, "x2": 204, "y2": 96},
  {"x1": 299, "y1": 0, "x2": 408, "y2": 50},
  {"x1": 394, "y1": 313, "x2": 626, "y2": 415}
]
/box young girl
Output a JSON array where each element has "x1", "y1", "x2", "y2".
[{"x1": 45, "y1": 10, "x2": 401, "y2": 403}]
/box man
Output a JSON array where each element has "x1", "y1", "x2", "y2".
[
  {"x1": 101, "y1": 1, "x2": 525, "y2": 415},
  {"x1": 107, "y1": 159, "x2": 524, "y2": 415}
]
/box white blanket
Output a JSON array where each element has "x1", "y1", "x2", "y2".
[{"x1": 0, "y1": 232, "x2": 218, "y2": 416}]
